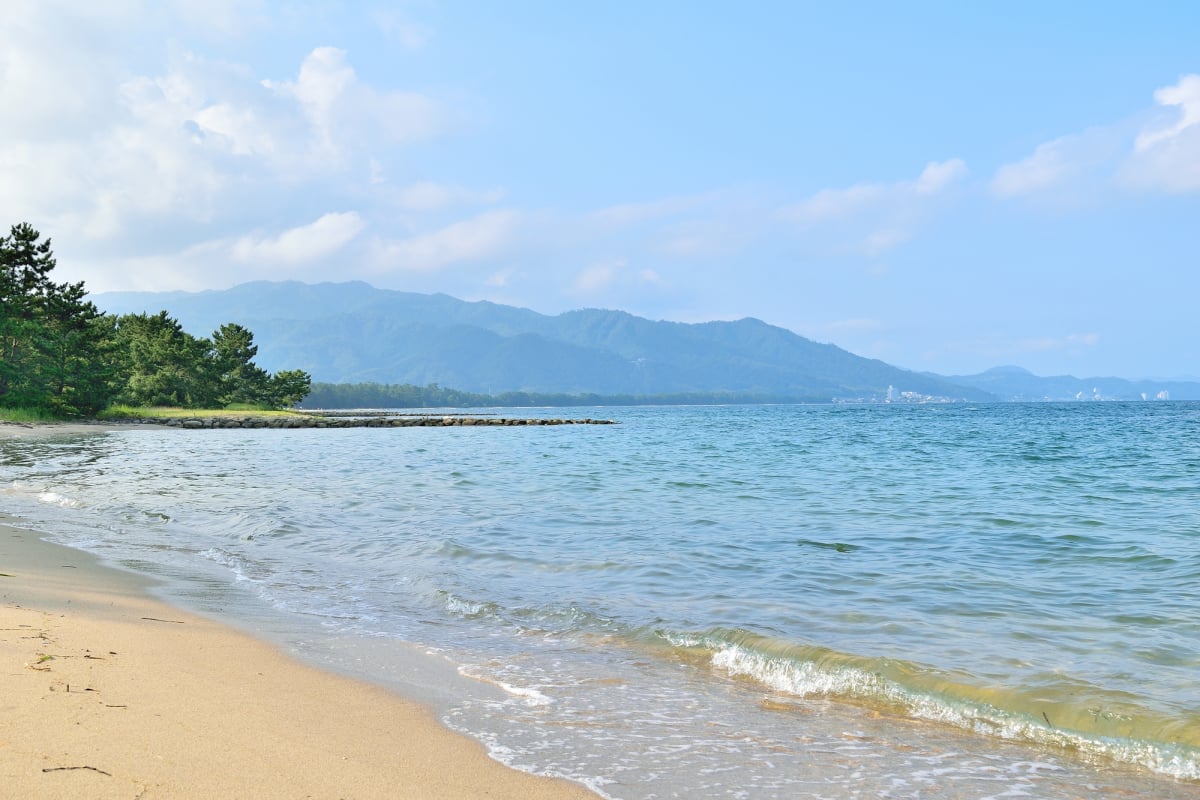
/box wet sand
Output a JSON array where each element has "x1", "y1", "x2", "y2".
[{"x1": 0, "y1": 521, "x2": 598, "y2": 799}]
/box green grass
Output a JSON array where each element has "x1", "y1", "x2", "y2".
[
  {"x1": 0, "y1": 407, "x2": 60, "y2": 423},
  {"x1": 97, "y1": 405, "x2": 302, "y2": 420}
]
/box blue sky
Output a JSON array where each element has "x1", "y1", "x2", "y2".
[{"x1": 3, "y1": 2, "x2": 1198, "y2": 379}]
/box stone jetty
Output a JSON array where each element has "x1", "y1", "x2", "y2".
[{"x1": 117, "y1": 412, "x2": 616, "y2": 429}]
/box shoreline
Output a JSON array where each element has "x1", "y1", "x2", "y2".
[
  {"x1": 0, "y1": 414, "x2": 616, "y2": 434},
  {"x1": 0, "y1": 523, "x2": 599, "y2": 799}
]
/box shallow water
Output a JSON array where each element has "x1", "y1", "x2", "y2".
[{"x1": 3, "y1": 402, "x2": 1199, "y2": 797}]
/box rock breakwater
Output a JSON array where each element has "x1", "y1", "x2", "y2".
[{"x1": 116, "y1": 414, "x2": 616, "y2": 429}]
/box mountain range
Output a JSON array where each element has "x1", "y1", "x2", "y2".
[
  {"x1": 942, "y1": 365, "x2": 1200, "y2": 402},
  {"x1": 91, "y1": 281, "x2": 1199, "y2": 403}
]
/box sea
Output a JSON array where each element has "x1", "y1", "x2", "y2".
[{"x1": 3, "y1": 402, "x2": 1199, "y2": 798}]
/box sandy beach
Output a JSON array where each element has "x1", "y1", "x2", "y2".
[{"x1": 0, "y1": 519, "x2": 598, "y2": 799}]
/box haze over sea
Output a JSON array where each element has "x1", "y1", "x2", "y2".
[{"x1": 4, "y1": 401, "x2": 1199, "y2": 798}]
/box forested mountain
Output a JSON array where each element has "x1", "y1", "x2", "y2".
[{"x1": 94, "y1": 281, "x2": 991, "y2": 402}]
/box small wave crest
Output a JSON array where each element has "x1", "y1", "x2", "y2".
[
  {"x1": 37, "y1": 491, "x2": 82, "y2": 508},
  {"x1": 442, "y1": 592, "x2": 498, "y2": 619},
  {"x1": 665, "y1": 629, "x2": 1200, "y2": 781},
  {"x1": 199, "y1": 547, "x2": 255, "y2": 582},
  {"x1": 456, "y1": 664, "x2": 555, "y2": 707}
]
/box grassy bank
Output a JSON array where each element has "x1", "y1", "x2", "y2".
[
  {"x1": 2, "y1": 404, "x2": 307, "y2": 424},
  {"x1": 0, "y1": 407, "x2": 61, "y2": 423},
  {"x1": 96, "y1": 405, "x2": 306, "y2": 421}
]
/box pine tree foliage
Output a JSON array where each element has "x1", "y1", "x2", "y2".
[
  {"x1": 0, "y1": 222, "x2": 310, "y2": 415},
  {"x1": 0, "y1": 223, "x2": 119, "y2": 414}
]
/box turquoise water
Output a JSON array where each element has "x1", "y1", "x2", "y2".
[{"x1": 3, "y1": 402, "x2": 1200, "y2": 797}]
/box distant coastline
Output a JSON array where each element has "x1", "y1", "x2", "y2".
[{"x1": 300, "y1": 380, "x2": 1199, "y2": 409}]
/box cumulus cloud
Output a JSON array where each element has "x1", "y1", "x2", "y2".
[
  {"x1": 232, "y1": 212, "x2": 366, "y2": 264},
  {"x1": 993, "y1": 74, "x2": 1200, "y2": 199},
  {"x1": 991, "y1": 125, "x2": 1132, "y2": 203},
  {"x1": 1124, "y1": 74, "x2": 1200, "y2": 192},
  {"x1": 1135, "y1": 75, "x2": 1200, "y2": 151},
  {"x1": 780, "y1": 159, "x2": 967, "y2": 255},
  {"x1": 370, "y1": 210, "x2": 523, "y2": 272},
  {"x1": 0, "y1": 4, "x2": 454, "y2": 291},
  {"x1": 264, "y1": 47, "x2": 444, "y2": 159}
]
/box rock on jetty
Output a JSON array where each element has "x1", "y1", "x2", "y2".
[{"x1": 120, "y1": 413, "x2": 616, "y2": 430}]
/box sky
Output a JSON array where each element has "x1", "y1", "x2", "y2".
[{"x1": 2, "y1": 1, "x2": 1198, "y2": 379}]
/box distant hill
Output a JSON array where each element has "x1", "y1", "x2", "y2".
[
  {"x1": 943, "y1": 366, "x2": 1200, "y2": 401},
  {"x1": 92, "y1": 281, "x2": 991, "y2": 402}
]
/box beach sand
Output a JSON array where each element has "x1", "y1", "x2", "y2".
[{"x1": 0, "y1": 521, "x2": 599, "y2": 799}]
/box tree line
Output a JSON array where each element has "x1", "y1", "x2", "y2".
[
  {"x1": 0, "y1": 223, "x2": 310, "y2": 417},
  {"x1": 302, "y1": 381, "x2": 822, "y2": 409}
]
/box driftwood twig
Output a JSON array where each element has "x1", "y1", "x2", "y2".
[{"x1": 42, "y1": 765, "x2": 112, "y2": 776}]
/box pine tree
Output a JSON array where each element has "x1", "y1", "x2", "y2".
[
  {"x1": 113, "y1": 312, "x2": 213, "y2": 408},
  {"x1": 0, "y1": 223, "x2": 117, "y2": 414},
  {"x1": 211, "y1": 323, "x2": 270, "y2": 405}
]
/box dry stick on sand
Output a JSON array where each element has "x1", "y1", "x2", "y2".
[{"x1": 43, "y1": 766, "x2": 113, "y2": 776}]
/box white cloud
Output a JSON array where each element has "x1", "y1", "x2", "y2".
[
  {"x1": 1124, "y1": 74, "x2": 1200, "y2": 192},
  {"x1": 991, "y1": 136, "x2": 1079, "y2": 197},
  {"x1": 567, "y1": 257, "x2": 669, "y2": 297},
  {"x1": 572, "y1": 258, "x2": 626, "y2": 293},
  {"x1": 0, "y1": 9, "x2": 454, "y2": 280},
  {"x1": 232, "y1": 212, "x2": 366, "y2": 264},
  {"x1": 370, "y1": 210, "x2": 523, "y2": 272},
  {"x1": 993, "y1": 74, "x2": 1200, "y2": 199},
  {"x1": 780, "y1": 159, "x2": 967, "y2": 254},
  {"x1": 1135, "y1": 74, "x2": 1200, "y2": 151},
  {"x1": 264, "y1": 47, "x2": 444, "y2": 159},
  {"x1": 915, "y1": 159, "x2": 969, "y2": 195},
  {"x1": 785, "y1": 184, "x2": 884, "y2": 223},
  {"x1": 269, "y1": 46, "x2": 354, "y2": 152}
]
